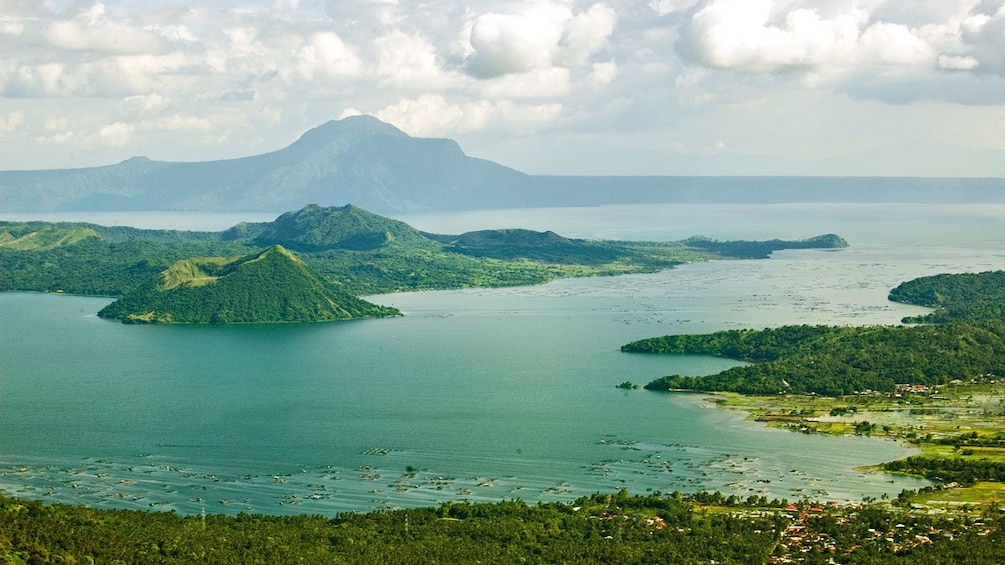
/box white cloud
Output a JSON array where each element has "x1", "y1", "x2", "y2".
[
  {"x1": 463, "y1": 2, "x2": 616, "y2": 78},
  {"x1": 292, "y1": 31, "x2": 362, "y2": 79},
  {"x1": 36, "y1": 130, "x2": 77, "y2": 145},
  {"x1": 938, "y1": 54, "x2": 980, "y2": 70},
  {"x1": 374, "y1": 30, "x2": 447, "y2": 86},
  {"x1": 375, "y1": 93, "x2": 562, "y2": 136},
  {"x1": 0, "y1": 110, "x2": 24, "y2": 132},
  {"x1": 91, "y1": 122, "x2": 135, "y2": 148},
  {"x1": 44, "y1": 3, "x2": 171, "y2": 55},
  {"x1": 588, "y1": 60, "x2": 619, "y2": 85}
]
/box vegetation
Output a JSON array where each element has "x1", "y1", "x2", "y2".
[
  {"x1": 883, "y1": 456, "x2": 1005, "y2": 486},
  {"x1": 889, "y1": 270, "x2": 1005, "y2": 323},
  {"x1": 97, "y1": 245, "x2": 400, "y2": 324},
  {"x1": 2, "y1": 490, "x2": 1001, "y2": 564},
  {"x1": 631, "y1": 269, "x2": 1005, "y2": 396},
  {"x1": 627, "y1": 322, "x2": 1005, "y2": 396},
  {"x1": 681, "y1": 233, "x2": 848, "y2": 259},
  {"x1": 0, "y1": 204, "x2": 847, "y2": 298}
]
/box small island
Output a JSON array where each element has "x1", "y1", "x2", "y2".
[{"x1": 97, "y1": 245, "x2": 401, "y2": 324}]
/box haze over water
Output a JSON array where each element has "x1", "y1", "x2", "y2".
[{"x1": 2, "y1": 202, "x2": 1004, "y2": 516}]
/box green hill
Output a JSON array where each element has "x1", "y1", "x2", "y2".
[
  {"x1": 97, "y1": 245, "x2": 400, "y2": 324},
  {"x1": 889, "y1": 270, "x2": 1005, "y2": 323},
  {"x1": 427, "y1": 228, "x2": 625, "y2": 264},
  {"x1": 0, "y1": 224, "x2": 99, "y2": 251},
  {"x1": 223, "y1": 203, "x2": 429, "y2": 251}
]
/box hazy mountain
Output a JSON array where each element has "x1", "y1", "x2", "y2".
[
  {"x1": 0, "y1": 116, "x2": 528, "y2": 213},
  {"x1": 2, "y1": 115, "x2": 1003, "y2": 214}
]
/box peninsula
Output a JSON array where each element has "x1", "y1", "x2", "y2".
[{"x1": 624, "y1": 269, "x2": 1005, "y2": 509}]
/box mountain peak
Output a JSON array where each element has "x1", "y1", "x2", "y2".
[{"x1": 292, "y1": 115, "x2": 409, "y2": 149}]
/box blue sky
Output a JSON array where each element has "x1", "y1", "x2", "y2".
[{"x1": 1, "y1": 0, "x2": 1004, "y2": 176}]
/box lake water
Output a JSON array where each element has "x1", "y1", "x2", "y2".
[{"x1": 3, "y1": 202, "x2": 1004, "y2": 516}]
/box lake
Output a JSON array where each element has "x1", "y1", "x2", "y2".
[{"x1": 2, "y1": 202, "x2": 1004, "y2": 515}]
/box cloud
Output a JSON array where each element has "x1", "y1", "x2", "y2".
[
  {"x1": 671, "y1": 0, "x2": 1005, "y2": 104},
  {"x1": 90, "y1": 122, "x2": 135, "y2": 148},
  {"x1": 292, "y1": 31, "x2": 362, "y2": 79},
  {"x1": 938, "y1": 54, "x2": 980, "y2": 70},
  {"x1": 2, "y1": 0, "x2": 1004, "y2": 176},
  {"x1": 676, "y1": 0, "x2": 936, "y2": 73},
  {"x1": 44, "y1": 3, "x2": 172, "y2": 55},
  {"x1": 0, "y1": 110, "x2": 24, "y2": 132},
  {"x1": 463, "y1": 2, "x2": 616, "y2": 78},
  {"x1": 375, "y1": 93, "x2": 562, "y2": 136},
  {"x1": 374, "y1": 30, "x2": 447, "y2": 86}
]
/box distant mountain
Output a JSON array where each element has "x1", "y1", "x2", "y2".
[
  {"x1": 0, "y1": 115, "x2": 527, "y2": 213},
  {"x1": 3, "y1": 116, "x2": 1004, "y2": 214},
  {"x1": 97, "y1": 245, "x2": 401, "y2": 324}
]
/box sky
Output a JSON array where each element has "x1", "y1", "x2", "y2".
[{"x1": 1, "y1": 0, "x2": 1004, "y2": 177}]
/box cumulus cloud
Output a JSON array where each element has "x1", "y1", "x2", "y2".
[
  {"x1": 292, "y1": 31, "x2": 362, "y2": 79},
  {"x1": 676, "y1": 0, "x2": 936, "y2": 73},
  {"x1": 374, "y1": 30, "x2": 447, "y2": 86},
  {"x1": 463, "y1": 2, "x2": 616, "y2": 78},
  {"x1": 675, "y1": 0, "x2": 1005, "y2": 79}
]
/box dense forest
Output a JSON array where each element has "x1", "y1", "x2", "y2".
[
  {"x1": 882, "y1": 456, "x2": 1005, "y2": 486},
  {"x1": 889, "y1": 270, "x2": 1005, "y2": 323},
  {"x1": 630, "y1": 269, "x2": 1005, "y2": 396},
  {"x1": 0, "y1": 204, "x2": 849, "y2": 297},
  {"x1": 628, "y1": 322, "x2": 1005, "y2": 396},
  {"x1": 2, "y1": 490, "x2": 1001, "y2": 564},
  {"x1": 97, "y1": 245, "x2": 400, "y2": 324}
]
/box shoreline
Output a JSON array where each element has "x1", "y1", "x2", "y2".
[{"x1": 677, "y1": 381, "x2": 1005, "y2": 506}]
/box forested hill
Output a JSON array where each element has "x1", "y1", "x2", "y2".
[
  {"x1": 222, "y1": 203, "x2": 429, "y2": 251},
  {"x1": 97, "y1": 245, "x2": 400, "y2": 324},
  {"x1": 888, "y1": 270, "x2": 1005, "y2": 323},
  {"x1": 627, "y1": 270, "x2": 1005, "y2": 396},
  {"x1": 627, "y1": 323, "x2": 1005, "y2": 396},
  {"x1": 0, "y1": 203, "x2": 849, "y2": 298}
]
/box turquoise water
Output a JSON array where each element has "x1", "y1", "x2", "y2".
[{"x1": 2, "y1": 203, "x2": 1004, "y2": 515}]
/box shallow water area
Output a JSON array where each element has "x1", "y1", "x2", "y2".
[{"x1": 3, "y1": 202, "x2": 1004, "y2": 515}]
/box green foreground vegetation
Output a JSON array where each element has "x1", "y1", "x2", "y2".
[{"x1": 2, "y1": 490, "x2": 1002, "y2": 564}]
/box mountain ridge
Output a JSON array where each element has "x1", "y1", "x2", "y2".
[{"x1": 2, "y1": 115, "x2": 1004, "y2": 214}]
